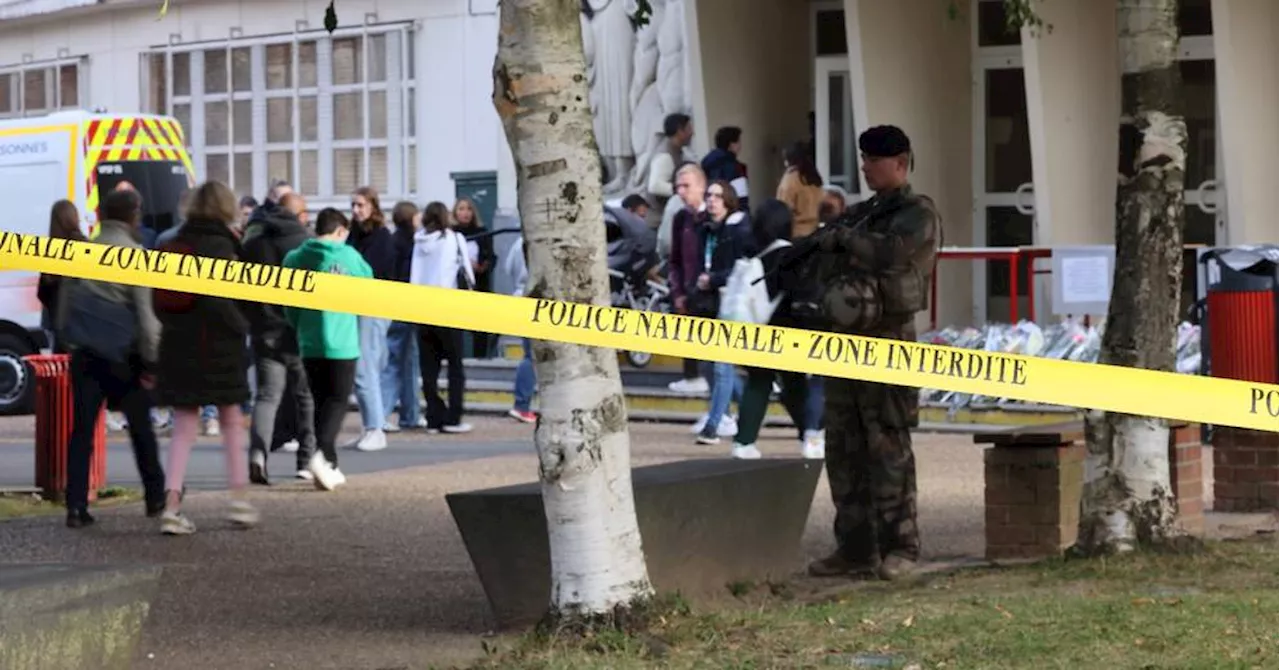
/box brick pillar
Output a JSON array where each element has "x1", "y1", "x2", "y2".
[
  {"x1": 1168, "y1": 423, "x2": 1205, "y2": 534},
  {"x1": 1212, "y1": 428, "x2": 1280, "y2": 512},
  {"x1": 984, "y1": 442, "x2": 1085, "y2": 561}
]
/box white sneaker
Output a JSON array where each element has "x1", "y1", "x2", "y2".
[
  {"x1": 107, "y1": 412, "x2": 128, "y2": 432},
  {"x1": 772, "y1": 382, "x2": 782, "y2": 395},
  {"x1": 690, "y1": 414, "x2": 738, "y2": 437},
  {"x1": 308, "y1": 454, "x2": 340, "y2": 491},
  {"x1": 227, "y1": 500, "x2": 260, "y2": 528},
  {"x1": 413, "y1": 417, "x2": 428, "y2": 429},
  {"x1": 202, "y1": 417, "x2": 220, "y2": 437},
  {"x1": 381, "y1": 421, "x2": 402, "y2": 433},
  {"x1": 731, "y1": 443, "x2": 763, "y2": 460},
  {"x1": 802, "y1": 429, "x2": 826, "y2": 460},
  {"x1": 160, "y1": 511, "x2": 197, "y2": 535},
  {"x1": 442, "y1": 423, "x2": 473, "y2": 434},
  {"x1": 717, "y1": 415, "x2": 738, "y2": 437},
  {"x1": 668, "y1": 377, "x2": 710, "y2": 394},
  {"x1": 295, "y1": 469, "x2": 313, "y2": 481},
  {"x1": 331, "y1": 468, "x2": 347, "y2": 486},
  {"x1": 280, "y1": 439, "x2": 300, "y2": 453},
  {"x1": 355, "y1": 428, "x2": 387, "y2": 452}
]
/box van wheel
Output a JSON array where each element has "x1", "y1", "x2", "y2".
[{"x1": 0, "y1": 333, "x2": 37, "y2": 415}]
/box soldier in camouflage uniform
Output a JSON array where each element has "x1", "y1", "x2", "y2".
[{"x1": 802, "y1": 125, "x2": 941, "y2": 581}]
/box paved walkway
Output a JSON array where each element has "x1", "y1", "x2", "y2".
[{"x1": 0, "y1": 413, "x2": 990, "y2": 669}]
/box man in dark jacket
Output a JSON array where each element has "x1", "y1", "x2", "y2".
[
  {"x1": 701, "y1": 126, "x2": 749, "y2": 211},
  {"x1": 241, "y1": 191, "x2": 318, "y2": 485}
]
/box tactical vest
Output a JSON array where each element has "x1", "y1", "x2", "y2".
[{"x1": 817, "y1": 190, "x2": 943, "y2": 334}]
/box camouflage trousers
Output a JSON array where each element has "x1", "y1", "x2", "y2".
[{"x1": 823, "y1": 376, "x2": 921, "y2": 563}]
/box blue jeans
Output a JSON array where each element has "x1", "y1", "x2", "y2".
[
  {"x1": 700, "y1": 360, "x2": 743, "y2": 435},
  {"x1": 354, "y1": 316, "x2": 391, "y2": 430},
  {"x1": 514, "y1": 338, "x2": 537, "y2": 411},
  {"x1": 381, "y1": 322, "x2": 422, "y2": 426}
]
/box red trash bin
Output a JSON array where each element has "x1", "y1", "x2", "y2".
[{"x1": 24, "y1": 354, "x2": 107, "y2": 502}]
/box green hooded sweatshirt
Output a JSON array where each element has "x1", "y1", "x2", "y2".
[{"x1": 282, "y1": 237, "x2": 373, "y2": 360}]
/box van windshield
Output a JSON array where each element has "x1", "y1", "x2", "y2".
[{"x1": 95, "y1": 160, "x2": 191, "y2": 236}]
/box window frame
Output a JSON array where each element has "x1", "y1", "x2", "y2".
[
  {"x1": 141, "y1": 23, "x2": 416, "y2": 204},
  {"x1": 0, "y1": 56, "x2": 86, "y2": 119}
]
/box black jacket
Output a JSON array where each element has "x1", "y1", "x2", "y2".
[
  {"x1": 348, "y1": 223, "x2": 397, "y2": 281},
  {"x1": 240, "y1": 203, "x2": 312, "y2": 353},
  {"x1": 454, "y1": 222, "x2": 496, "y2": 292},
  {"x1": 686, "y1": 212, "x2": 753, "y2": 318},
  {"x1": 154, "y1": 218, "x2": 251, "y2": 408},
  {"x1": 391, "y1": 226, "x2": 415, "y2": 283}
]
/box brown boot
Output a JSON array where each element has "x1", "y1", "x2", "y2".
[
  {"x1": 807, "y1": 552, "x2": 879, "y2": 578},
  {"x1": 877, "y1": 554, "x2": 918, "y2": 581}
]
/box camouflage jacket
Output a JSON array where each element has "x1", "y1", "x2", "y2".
[{"x1": 812, "y1": 184, "x2": 942, "y2": 334}]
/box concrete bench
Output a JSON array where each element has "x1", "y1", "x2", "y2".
[
  {"x1": 975, "y1": 420, "x2": 1206, "y2": 561},
  {"x1": 446, "y1": 457, "x2": 823, "y2": 629},
  {"x1": 0, "y1": 564, "x2": 161, "y2": 670}
]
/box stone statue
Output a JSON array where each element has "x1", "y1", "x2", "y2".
[
  {"x1": 579, "y1": 0, "x2": 692, "y2": 198},
  {"x1": 581, "y1": 0, "x2": 637, "y2": 193}
]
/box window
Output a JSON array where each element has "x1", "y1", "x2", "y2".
[
  {"x1": 0, "y1": 59, "x2": 83, "y2": 119},
  {"x1": 142, "y1": 25, "x2": 417, "y2": 202}
]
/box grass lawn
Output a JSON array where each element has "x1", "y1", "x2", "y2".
[
  {"x1": 0, "y1": 487, "x2": 141, "y2": 520},
  {"x1": 472, "y1": 537, "x2": 1278, "y2": 669}
]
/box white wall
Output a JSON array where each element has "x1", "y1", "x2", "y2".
[{"x1": 0, "y1": 0, "x2": 512, "y2": 209}]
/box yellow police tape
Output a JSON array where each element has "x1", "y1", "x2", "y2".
[{"x1": 1, "y1": 231, "x2": 1276, "y2": 433}]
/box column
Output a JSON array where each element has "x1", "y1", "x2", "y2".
[
  {"x1": 1211, "y1": 0, "x2": 1279, "y2": 245},
  {"x1": 1020, "y1": 0, "x2": 1119, "y2": 247},
  {"x1": 845, "y1": 0, "x2": 973, "y2": 329}
]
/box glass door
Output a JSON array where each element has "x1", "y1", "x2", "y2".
[
  {"x1": 974, "y1": 46, "x2": 1036, "y2": 325},
  {"x1": 1176, "y1": 35, "x2": 1224, "y2": 313},
  {"x1": 813, "y1": 55, "x2": 863, "y2": 202}
]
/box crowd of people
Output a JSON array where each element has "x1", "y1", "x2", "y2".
[
  {"x1": 619, "y1": 116, "x2": 854, "y2": 459},
  {"x1": 38, "y1": 116, "x2": 942, "y2": 582},
  {"x1": 38, "y1": 176, "x2": 518, "y2": 534}
]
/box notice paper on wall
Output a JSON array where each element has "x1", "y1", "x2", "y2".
[{"x1": 1051, "y1": 246, "x2": 1116, "y2": 317}]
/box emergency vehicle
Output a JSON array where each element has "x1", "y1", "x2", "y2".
[{"x1": 0, "y1": 110, "x2": 195, "y2": 414}]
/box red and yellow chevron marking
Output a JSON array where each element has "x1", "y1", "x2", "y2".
[{"x1": 82, "y1": 115, "x2": 198, "y2": 233}]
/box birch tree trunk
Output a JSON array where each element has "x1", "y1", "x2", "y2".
[
  {"x1": 492, "y1": 0, "x2": 654, "y2": 623},
  {"x1": 1076, "y1": 0, "x2": 1187, "y2": 555}
]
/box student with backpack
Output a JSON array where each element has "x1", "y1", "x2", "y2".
[
  {"x1": 723, "y1": 198, "x2": 825, "y2": 460},
  {"x1": 151, "y1": 181, "x2": 259, "y2": 535}
]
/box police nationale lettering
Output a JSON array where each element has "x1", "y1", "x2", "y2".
[
  {"x1": 0, "y1": 231, "x2": 77, "y2": 262},
  {"x1": 1250, "y1": 387, "x2": 1279, "y2": 418},
  {"x1": 531, "y1": 300, "x2": 786, "y2": 355}
]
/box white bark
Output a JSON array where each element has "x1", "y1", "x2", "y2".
[
  {"x1": 1078, "y1": 0, "x2": 1186, "y2": 555},
  {"x1": 493, "y1": 0, "x2": 653, "y2": 618}
]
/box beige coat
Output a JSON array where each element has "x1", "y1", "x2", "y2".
[{"x1": 776, "y1": 167, "x2": 824, "y2": 239}]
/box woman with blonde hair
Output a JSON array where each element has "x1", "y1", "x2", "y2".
[
  {"x1": 152, "y1": 180, "x2": 258, "y2": 535},
  {"x1": 451, "y1": 197, "x2": 496, "y2": 357}
]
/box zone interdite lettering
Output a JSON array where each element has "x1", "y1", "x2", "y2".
[{"x1": 1, "y1": 233, "x2": 1275, "y2": 433}]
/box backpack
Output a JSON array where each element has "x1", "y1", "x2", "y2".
[
  {"x1": 718, "y1": 240, "x2": 792, "y2": 324},
  {"x1": 152, "y1": 239, "x2": 199, "y2": 314}
]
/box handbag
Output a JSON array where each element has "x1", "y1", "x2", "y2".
[{"x1": 61, "y1": 282, "x2": 138, "y2": 364}]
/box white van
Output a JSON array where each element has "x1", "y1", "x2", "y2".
[{"x1": 0, "y1": 110, "x2": 195, "y2": 414}]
